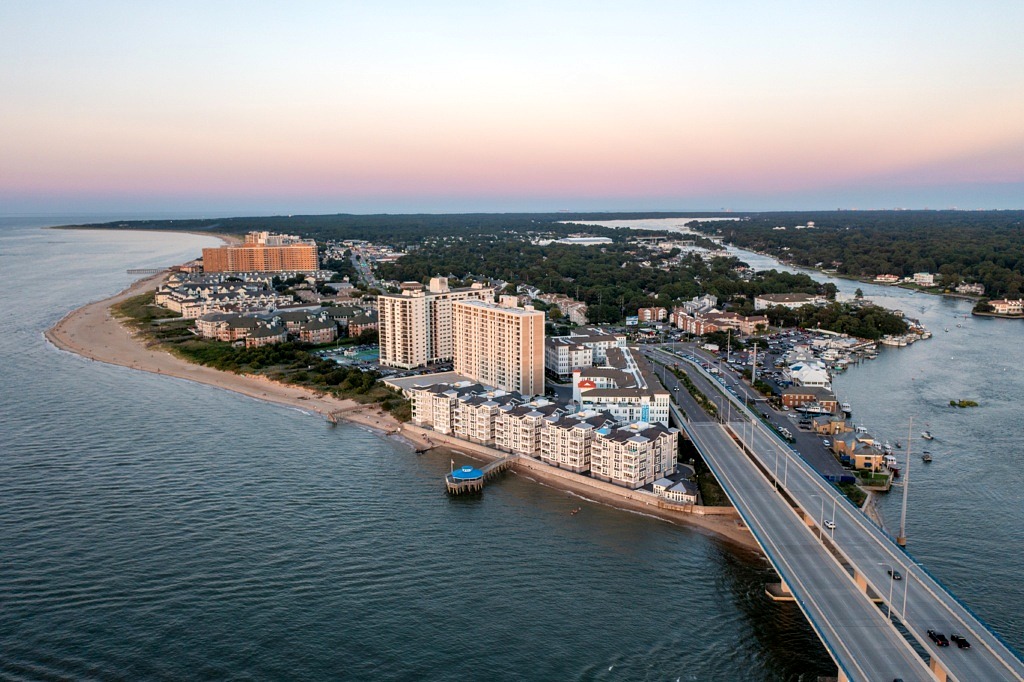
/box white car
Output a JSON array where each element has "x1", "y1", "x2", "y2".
[
  {"x1": 822, "y1": 439, "x2": 831, "y2": 447},
  {"x1": 824, "y1": 520, "x2": 836, "y2": 530}
]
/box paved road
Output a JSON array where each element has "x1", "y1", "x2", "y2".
[
  {"x1": 731, "y1": 417, "x2": 1024, "y2": 682},
  {"x1": 671, "y1": 352, "x2": 1024, "y2": 681},
  {"x1": 683, "y1": 413, "x2": 934, "y2": 682}
]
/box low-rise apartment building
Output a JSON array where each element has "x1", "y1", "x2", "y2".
[
  {"x1": 591, "y1": 422, "x2": 678, "y2": 489},
  {"x1": 754, "y1": 293, "x2": 826, "y2": 311},
  {"x1": 545, "y1": 338, "x2": 593, "y2": 380},
  {"x1": 573, "y1": 347, "x2": 670, "y2": 425},
  {"x1": 539, "y1": 410, "x2": 615, "y2": 473}
]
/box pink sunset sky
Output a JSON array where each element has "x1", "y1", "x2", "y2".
[{"x1": 2, "y1": 1, "x2": 1023, "y2": 214}]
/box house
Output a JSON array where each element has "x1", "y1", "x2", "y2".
[
  {"x1": 349, "y1": 310, "x2": 379, "y2": 336},
  {"x1": 637, "y1": 307, "x2": 668, "y2": 322},
  {"x1": 754, "y1": 293, "x2": 825, "y2": 311},
  {"x1": 913, "y1": 272, "x2": 936, "y2": 287},
  {"x1": 873, "y1": 274, "x2": 900, "y2": 284},
  {"x1": 781, "y1": 386, "x2": 838, "y2": 413},
  {"x1": 653, "y1": 478, "x2": 698, "y2": 504},
  {"x1": 990, "y1": 299, "x2": 1023, "y2": 315}
]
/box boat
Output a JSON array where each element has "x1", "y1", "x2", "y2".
[
  {"x1": 922, "y1": 452, "x2": 933, "y2": 463},
  {"x1": 840, "y1": 402, "x2": 852, "y2": 415},
  {"x1": 922, "y1": 431, "x2": 934, "y2": 440},
  {"x1": 570, "y1": 507, "x2": 582, "y2": 515},
  {"x1": 883, "y1": 441, "x2": 893, "y2": 454},
  {"x1": 894, "y1": 441, "x2": 902, "y2": 449}
]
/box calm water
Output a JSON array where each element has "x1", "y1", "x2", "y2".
[
  {"x1": 594, "y1": 218, "x2": 1024, "y2": 650},
  {"x1": 1, "y1": 220, "x2": 838, "y2": 681}
]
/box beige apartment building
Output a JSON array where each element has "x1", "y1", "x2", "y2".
[
  {"x1": 202, "y1": 231, "x2": 319, "y2": 273},
  {"x1": 452, "y1": 298, "x2": 545, "y2": 396},
  {"x1": 378, "y1": 277, "x2": 494, "y2": 369}
]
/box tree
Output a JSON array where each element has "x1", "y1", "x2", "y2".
[{"x1": 855, "y1": 288, "x2": 864, "y2": 299}]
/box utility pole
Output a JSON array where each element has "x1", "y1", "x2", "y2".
[
  {"x1": 727, "y1": 328, "x2": 732, "y2": 363},
  {"x1": 751, "y1": 342, "x2": 758, "y2": 385},
  {"x1": 897, "y1": 417, "x2": 912, "y2": 546}
]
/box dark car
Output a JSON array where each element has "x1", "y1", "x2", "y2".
[
  {"x1": 927, "y1": 629, "x2": 950, "y2": 646},
  {"x1": 950, "y1": 633, "x2": 971, "y2": 649},
  {"x1": 887, "y1": 569, "x2": 903, "y2": 580}
]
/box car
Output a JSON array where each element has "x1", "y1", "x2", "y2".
[
  {"x1": 927, "y1": 629, "x2": 950, "y2": 646},
  {"x1": 823, "y1": 519, "x2": 836, "y2": 530},
  {"x1": 886, "y1": 569, "x2": 903, "y2": 580},
  {"x1": 950, "y1": 633, "x2": 971, "y2": 649},
  {"x1": 822, "y1": 439, "x2": 831, "y2": 447},
  {"x1": 673, "y1": 387, "x2": 679, "y2": 391}
]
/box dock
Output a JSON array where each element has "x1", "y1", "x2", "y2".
[{"x1": 444, "y1": 455, "x2": 515, "y2": 494}]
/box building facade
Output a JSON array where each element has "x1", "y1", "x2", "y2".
[
  {"x1": 591, "y1": 422, "x2": 678, "y2": 489},
  {"x1": 378, "y1": 277, "x2": 494, "y2": 369},
  {"x1": 202, "y1": 232, "x2": 319, "y2": 273},
  {"x1": 452, "y1": 299, "x2": 545, "y2": 396}
]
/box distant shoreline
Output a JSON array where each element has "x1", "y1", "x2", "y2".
[{"x1": 44, "y1": 228, "x2": 757, "y2": 552}]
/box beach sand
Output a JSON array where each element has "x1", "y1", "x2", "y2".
[{"x1": 44, "y1": 256, "x2": 756, "y2": 552}]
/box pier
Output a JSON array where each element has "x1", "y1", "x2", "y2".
[
  {"x1": 126, "y1": 268, "x2": 164, "y2": 275},
  {"x1": 444, "y1": 456, "x2": 515, "y2": 494}
]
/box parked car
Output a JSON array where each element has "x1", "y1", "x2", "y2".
[
  {"x1": 887, "y1": 569, "x2": 903, "y2": 580},
  {"x1": 950, "y1": 633, "x2": 971, "y2": 649},
  {"x1": 927, "y1": 630, "x2": 950, "y2": 646},
  {"x1": 822, "y1": 439, "x2": 831, "y2": 447}
]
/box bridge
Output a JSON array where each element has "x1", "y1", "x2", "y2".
[
  {"x1": 649, "y1": 346, "x2": 1024, "y2": 682},
  {"x1": 126, "y1": 268, "x2": 164, "y2": 275}
]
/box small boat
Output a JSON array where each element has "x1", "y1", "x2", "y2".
[
  {"x1": 922, "y1": 452, "x2": 933, "y2": 463},
  {"x1": 840, "y1": 402, "x2": 852, "y2": 414},
  {"x1": 922, "y1": 431, "x2": 934, "y2": 440},
  {"x1": 570, "y1": 507, "x2": 582, "y2": 516},
  {"x1": 894, "y1": 441, "x2": 902, "y2": 449}
]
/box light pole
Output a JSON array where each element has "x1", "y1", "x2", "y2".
[
  {"x1": 897, "y1": 417, "x2": 913, "y2": 546},
  {"x1": 878, "y1": 562, "x2": 895, "y2": 621},
  {"x1": 811, "y1": 494, "x2": 825, "y2": 540}
]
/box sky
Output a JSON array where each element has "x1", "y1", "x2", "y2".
[{"x1": 2, "y1": 1, "x2": 1023, "y2": 215}]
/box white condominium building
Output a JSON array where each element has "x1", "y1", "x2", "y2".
[
  {"x1": 539, "y1": 410, "x2": 615, "y2": 473},
  {"x1": 494, "y1": 401, "x2": 563, "y2": 457},
  {"x1": 452, "y1": 298, "x2": 545, "y2": 396},
  {"x1": 378, "y1": 277, "x2": 494, "y2": 369},
  {"x1": 572, "y1": 347, "x2": 671, "y2": 425},
  {"x1": 591, "y1": 422, "x2": 679, "y2": 489},
  {"x1": 453, "y1": 391, "x2": 523, "y2": 445}
]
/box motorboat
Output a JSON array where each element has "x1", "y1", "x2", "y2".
[
  {"x1": 921, "y1": 430, "x2": 934, "y2": 440},
  {"x1": 922, "y1": 452, "x2": 933, "y2": 463}
]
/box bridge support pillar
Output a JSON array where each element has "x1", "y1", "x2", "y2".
[
  {"x1": 853, "y1": 569, "x2": 868, "y2": 594},
  {"x1": 837, "y1": 670, "x2": 849, "y2": 682},
  {"x1": 929, "y1": 657, "x2": 948, "y2": 681}
]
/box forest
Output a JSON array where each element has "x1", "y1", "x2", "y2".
[
  {"x1": 377, "y1": 234, "x2": 832, "y2": 324},
  {"x1": 686, "y1": 210, "x2": 1024, "y2": 297}
]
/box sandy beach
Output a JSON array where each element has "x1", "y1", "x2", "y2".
[{"x1": 43, "y1": 241, "x2": 756, "y2": 552}]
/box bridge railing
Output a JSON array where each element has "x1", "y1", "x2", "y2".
[{"x1": 671, "y1": 348, "x2": 1024, "y2": 662}]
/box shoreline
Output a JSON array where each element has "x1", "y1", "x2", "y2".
[{"x1": 44, "y1": 241, "x2": 758, "y2": 552}]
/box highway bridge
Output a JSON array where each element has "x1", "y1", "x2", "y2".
[{"x1": 648, "y1": 346, "x2": 1024, "y2": 682}]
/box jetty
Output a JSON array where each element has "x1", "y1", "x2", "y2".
[{"x1": 444, "y1": 455, "x2": 515, "y2": 495}]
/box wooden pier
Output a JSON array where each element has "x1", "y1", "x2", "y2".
[{"x1": 445, "y1": 456, "x2": 515, "y2": 495}]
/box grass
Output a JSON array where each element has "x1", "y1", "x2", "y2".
[{"x1": 116, "y1": 293, "x2": 412, "y2": 421}]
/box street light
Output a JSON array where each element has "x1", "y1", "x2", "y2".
[
  {"x1": 810, "y1": 494, "x2": 825, "y2": 540},
  {"x1": 878, "y1": 562, "x2": 896, "y2": 621}
]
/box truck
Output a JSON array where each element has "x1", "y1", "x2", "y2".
[{"x1": 701, "y1": 343, "x2": 719, "y2": 352}]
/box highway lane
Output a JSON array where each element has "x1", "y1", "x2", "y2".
[
  {"x1": 663, "y1": 349, "x2": 1024, "y2": 680},
  {"x1": 734, "y1": 418, "x2": 1024, "y2": 682},
  {"x1": 684, "y1": 416, "x2": 934, "y2": 682}
]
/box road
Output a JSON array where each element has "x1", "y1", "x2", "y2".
[
  {"x1": 666, "y1": 348, "x2": 1024, "y2": 681},
  {"x1": 683, "y1": 412, "x2": 934, "y2": 682}
]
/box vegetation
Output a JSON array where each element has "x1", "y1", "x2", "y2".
[
  {"x1": 672, "y1": 367, "x2": 718, "y2": 417},
  {"x1": 688, "y1": 210, "x2": 1024, "y2": 297},
  {"x1": 836, "y1": 482, "x2": 867, "y2": 507},
  {"x1": 950, "y1": 399, "x2": 979, "y2": 408},
  {"x1": 112, "y1": 291, "x2": 180, "y2": 327},
  {"x1": 115, "y1": 295, "x2": 410, "y2": 420},
  {"x1": 761, "y1": 302, "x2": 907, "y2": 340}
]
